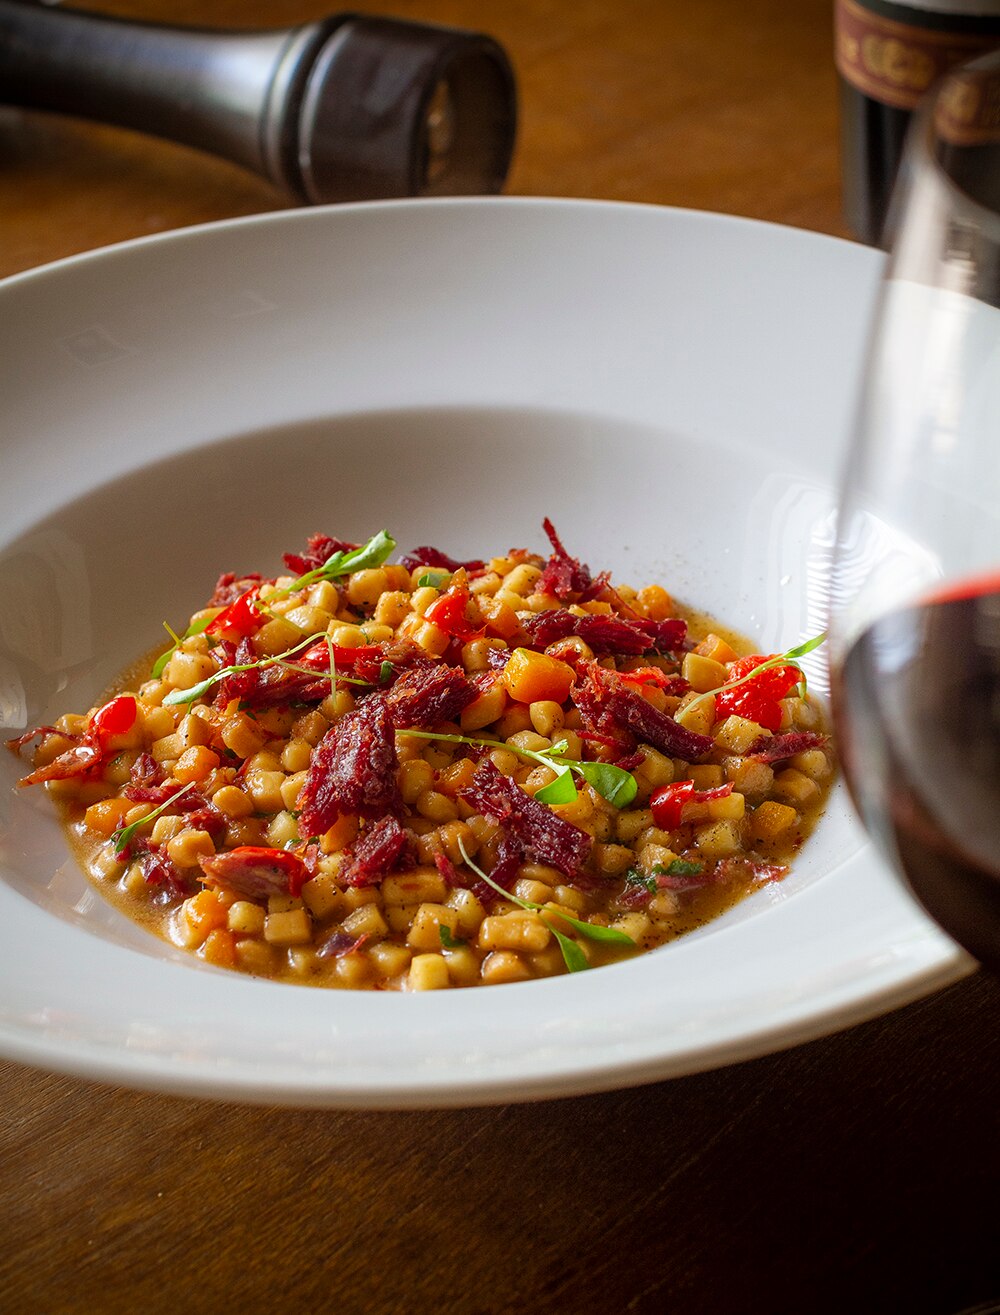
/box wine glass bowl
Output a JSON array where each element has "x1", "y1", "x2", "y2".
[{"x1": 832, "y1": 50, "x2": 1000, "y2": 971}]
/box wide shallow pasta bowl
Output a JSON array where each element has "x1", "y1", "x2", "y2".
[{"x1": 0, "y1": 198, "x2": 969, "y2": 1108}]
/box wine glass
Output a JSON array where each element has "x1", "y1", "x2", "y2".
[{"x1": 831, "y1": 49, "x2": 1000, "y2": 972}]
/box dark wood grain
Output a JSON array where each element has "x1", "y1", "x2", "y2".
[
  {"x1": 2, "y1": 974, "x2": 998, "y2": 1314},
  {"x1": 3, "y1": 1, "x2": 997, "y2": 1311}
]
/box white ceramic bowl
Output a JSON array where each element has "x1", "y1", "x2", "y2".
[{"x1": 0, "y1": 198, "x2": 968, "y2": 1107}]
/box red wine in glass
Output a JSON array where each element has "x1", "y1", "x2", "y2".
[{"x1": 837, "y1": 577, "x2": 1000, "y2": 970}]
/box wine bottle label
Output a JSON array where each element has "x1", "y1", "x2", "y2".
[
  {"x1": 935, "y1": 63, "x2": 1000, "y2": 141},
  {"x1": 836, "y1": 0, "x2": 1000, "y2": 109}
]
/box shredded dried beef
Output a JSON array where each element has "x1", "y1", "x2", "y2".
[
  {"x1": 198, "y1": 845, "x2": 309, "y2": 899},
  {"x1": 282, "y1": 534, "x2": 359, "y2": 576},
  {"x1": 208, "y1": 572, "x2": 263, "y2": 607},
  {"x1": 338, "y1": 816, "x2": 413, "y2": 887},
  {"x1": 386, "y1": 665, "x2": 476, "y2": 728},
  {"x1": 537, "y1": 518, "x2": 594, "y2": 600},
  {"x1": 461, "y1": 758, "x2": 591, "y2": 877},
  {"x1": 521, "y1": 609, "x2": 688, "y2": 655},
  {"x1": 399, "y1": 546, "x2": 485, "y2": 573},
  {"x1": 574, "y1": 662, "x2": 714, "y2": 762},
  {"x1": 746, "y1": 731, "x2": 827, "y2": 763},
  {"x1": 297, "y1": 696, "x2": 400, "y2": 837}
]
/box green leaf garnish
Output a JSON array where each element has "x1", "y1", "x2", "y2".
[
  {"x1": 457, "y1": 839, "x2": 633, "y2": 975},
  {"x1": 574, "y1": 760, "x2": 638, "y2": 808},
  {"x1": 275, "y1": 529, "x2": 397, "y2": 599},
  {"x1": 532, "y1": 766, "x2": 578, "y2": 805},
  {"x1": 548, "y1": 927, "x2": 590, "y2": 973},
  {"x1": 417, "y1": 571, "x2": 450, "y2": 589},
  {"x1": 379, "y1": 660, "x2": 395, "y2": 684},
  {"x1": 624, "y1": 867, "x2": 658, "y2": 894},
  {"x1": 162, "y1": 637, "x2": 315, "y2": 707},
  {"x1": 438, "y1": 925, "x2": 465, "y2": 950},
  {"x1": 111, "y1": 781, "x2": 196, "y2": 855},
  {"x1": 399, "y1": 729, "x2": 637, "y2": 809},
  {"x1": 686, "y1": 630, "x2": 827, "y2": 714},
  {"x1": 151, "y1": 614, "x2": 213, "y2": 680},
  {"x1": 662, "y1": 859, "x2": 704, "y2": 877}
]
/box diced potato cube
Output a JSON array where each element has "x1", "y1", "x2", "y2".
[
  {"x1": 342, "y1": 903, "x2": 389, "y2": 940},
  {"x1": 772, "y1": 768, "x2": 821, "y2": 805},
  {"x1": 714, "y1": 715, "x2": 769, "y2": 754},
  {"x1": 681, "y1": 652, "x2": 727, "y2": 692},
  {"x1": 264, "y1": 908, "x2": 312, "y2": 945},
  {"x1": 408, "y1": 953, "x2": 451, "y2": 991},
  {"x1": 227, "y1": 901, "x2": 266, "y2": 935},
  {"x1": 693, "y1": 820, "x2": 741, "y2": 858}
]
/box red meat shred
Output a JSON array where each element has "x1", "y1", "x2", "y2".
[
  {"x1": 537, "y1": 518, "x2": 594, "y2": 600},
  {"x1": 297, "y1": 696, "x2": 400, "y2": 837},
  {"x1": 316, "y1": 930, "x2": 371, "y2": 959},
  {"x1": 521, "y1": 609, "x2": 688, "y2": 655},
  {"x1": 399, "y1": 546, "x2": 485, "y2": 573},
  {"x1": 386, "y1": 665, "x2": 476, "y2": 728},
  {"x1": 282, "y1": 534, "x2": 358, "y2": 576},
  {"x1": 14, "y1": 740, "x2": 103, "y2": 787},
  {"x1": 198, "y1": 845, "x2": 309, "y2": 899},
  {"x1": 433, "y1": 851, "x2": 462, "y2": 888},
  {"x1": 139, "y1": 846, "x2": 191, "y2": 901},
  {"x1": 338, "y1": 816, "x2": 413, "y2": 888},
  {"x1": 461, "y1": 758, "x2": 591, "y2": 877},
  {"x1": 208, "y1": 572, "x2": 263, "y2": 607},
  {"x1": 574, "y1": 663, "x2": 714, "y2": 761},
  {"x1": 746, "y1": 731, "x2": 827, "y2": 763}
]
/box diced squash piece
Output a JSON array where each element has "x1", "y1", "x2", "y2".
[{"x1": 502, "y1": 648, "x2": 574, "y2": 705}]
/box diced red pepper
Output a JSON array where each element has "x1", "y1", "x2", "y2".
[
  {"x1": 713, "y1": 657, "x2": 800, "y2": 733},
  {"x1": 650, "y1": 780, "x2": 733, "y2": 830},
  {"x1": 206, "y1": 587, "x2": 266, "y2": 640},
  {"x1": 424, "y1": 582, "x2": 480, "y2": 640},
  {"x1": 90, "y1": 695, "x2": 138, "y2": 749}
]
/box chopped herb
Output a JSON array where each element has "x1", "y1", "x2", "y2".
[
  {"x1": 379, "y1": 660, "x2": 395, "y2": 684},
  {"x1": 111, "y1": 781, "x2": 196, "y2": 854},
  {"x1": 662, "y1": 858, "x2": 704, "y2": 877},
  {"x1": 417, "y1": 571, "x2": 450, "y2": 589},
  {"x1": 624, "y1": 867, "x2": 658, "y2": 894},
  {"x1": 438, "y1": 925, "x2": 466, "y2": 950},
  {"x1": 457, "y1": 839, "x2": 633, "y2": 974}
]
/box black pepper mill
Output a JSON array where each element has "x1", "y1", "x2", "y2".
[{"x1": 0, "y1": 1, "x2": 517, "y2": 203}]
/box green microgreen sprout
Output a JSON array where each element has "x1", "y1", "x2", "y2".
[
  {"x1": 151, "y1": 614, "x2": 214, "y2": 680},
  {"x1": 111, "y1": 781, "x2": 196, "y2": 855},
  {"x1": 457, "y1": 839, "x2": 633, "y2": 975},
  {"x1": 269, "y1": 529, "x2": 397, "y2": 601},
  {"x1": 161, "y1": 637, "x2": 314, "y2": 707},
  {"x1": 398, "y1": 729, "x2": 637, "y2": 809},
  {"x1": 417, "y1": 571, "x2": 450, "y2": 589},
  {"x1": 685, "y1": 631, "x2": 827, "y2": 716},
  {"x1": 438, "y1": 925, "x2": 466, "y2": 950}
]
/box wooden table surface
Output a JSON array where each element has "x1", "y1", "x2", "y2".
[{"x1": 2, "y1": 2, "x2": 998, "y2": 1312}]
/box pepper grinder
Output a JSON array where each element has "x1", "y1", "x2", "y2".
[{"x1": 0, "y1": 1, "x2": 517, "y2": 202}]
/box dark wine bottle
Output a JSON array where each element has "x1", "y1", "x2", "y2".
[{"x1": 835, "y1": 0, "x2": 1000, "y2": 245}]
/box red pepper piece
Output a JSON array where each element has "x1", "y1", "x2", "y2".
[
  {"x1": 198, "y1": 845, "x2": 308, "y2": 899},
  {"x1": 90, "y1": 695, "x2": 138, "y2": 749},
  {"x1": 713, "y1": 657, "x2": 801, "y2": 733},
  {"x1": 650, "y1": 780, "x2": 733, "y2": 830},
  {"x1": 206, "y1": 587, "x2": 266, "y2": 640},
  {"x1": 424, "y1": 582, "x2": 480, "y2": 640}
]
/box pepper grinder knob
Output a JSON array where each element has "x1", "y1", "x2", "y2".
[{"x1": 0, "y1": 1, "x2": 517, "y2": 203}]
